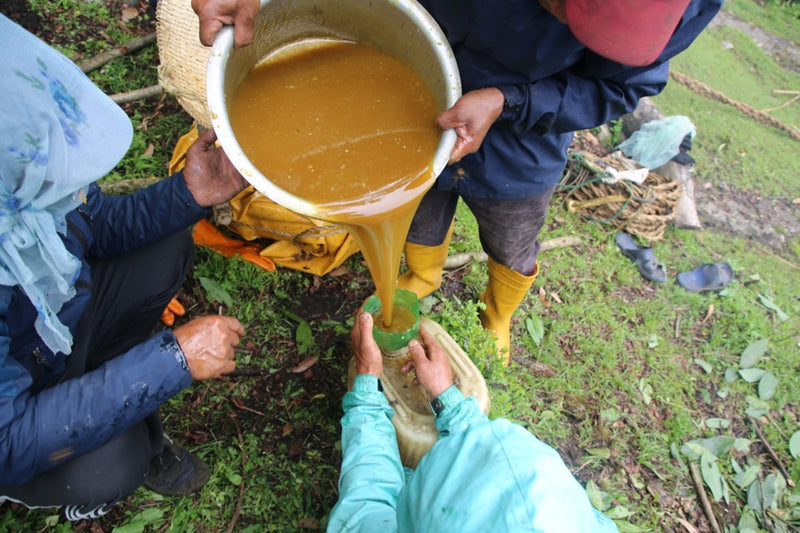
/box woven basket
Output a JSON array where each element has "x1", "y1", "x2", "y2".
[
  {"x1": 156, "y1": 0, "x2": 212, "y2": 128},
  {"x1": 557, "y1": 151, "x2": 682, "y2": 241}
]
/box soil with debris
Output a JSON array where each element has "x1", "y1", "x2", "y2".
[{"x1": 0, "y1": 1, "x2": 797, "y2": 531}]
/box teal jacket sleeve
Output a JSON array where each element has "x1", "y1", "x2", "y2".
[
  {"x1": 326, "y1": 374, "x2": 403, "y2": 533},
  {"x1": 434, "y1": 385, "x2": 486, "y2": 436}
]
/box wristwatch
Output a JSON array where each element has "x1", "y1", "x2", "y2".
[{"x1": 430, "y1": 395, "x2": 446, "y2": 417}]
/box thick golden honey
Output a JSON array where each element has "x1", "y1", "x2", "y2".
[{"x1": 229, "y1": 40, "x2": 440, "y2": 325}]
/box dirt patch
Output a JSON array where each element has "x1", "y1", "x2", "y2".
[{"x1": 696, "y1": 182, "x2": 800, "y2": 250}]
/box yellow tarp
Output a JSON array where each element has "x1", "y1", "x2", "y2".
[{"x1": 171, "y1": 126, "x2": 360, "y2": 276}]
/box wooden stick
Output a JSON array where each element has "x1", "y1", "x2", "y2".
[
  {"x1": 226, "y1": 413, "x2": 247, "y2": 533},
  {"x1": 688, "y1": 461, "x2": 722, "y2": 533},
  {"x1": 109, "y1": 84, "x2": 163, "y2": 104},
  {"x1": 443, "y1": 235, "x2": 582, "y2": 269},
  {"x1": 77, "y1": 32, "x2": 157, "y2": 73},
  {"x1": 749, "y1": 417, "x2": 796, "y2": 487}
]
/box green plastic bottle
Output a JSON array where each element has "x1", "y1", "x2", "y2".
[{"x1": 348, "y1": 289, "x2": 490, "y2": 468}]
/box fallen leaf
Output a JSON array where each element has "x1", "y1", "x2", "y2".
[
  {"x1": 702, "y1": 303, "x2": 714, "y2": 323},
  {"x1": 538, "y1": 286, "x2": 550, "y2": 308},
  {"x1": 121, "y1": 7, "x2": 138, "y2": 21},
  {"x1": 291, "y1": 355, "x2": 319, "y2": 373},
  {"x1": 551, "y1": 291, "x2": 562, "y2": 304},
  {"x1": 792, "y1": 197, "x2": 800, "y2": 205},
  {"x1": 328, "y1": 265, "x2": 348, "y2": 277},
  {"x1": 297, "y1": 517, "x2": 320, "y2": 530},
  {"x1": 142, "y1": 143, "x2": 154, "y2": 157}
]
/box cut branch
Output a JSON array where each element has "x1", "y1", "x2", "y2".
[
  {"x1": 77, "y1": 32, "x2": 157, "y2": 73},
  {"x1": 110, "y1": 84, "x2": 163, "y2": 104},
  {"x1": 749, "y1": 416, "x2": 796, "y2": 487},
  {"x1": 443, "y1": 235, "x2": 581, "y2": 269},
  {"x1": 689, "y1": 461, "x2": 722, "y2": 533}
]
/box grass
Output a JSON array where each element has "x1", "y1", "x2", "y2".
[{"x1": 2, "y1": 0, "x2": 799, "y2": 531}]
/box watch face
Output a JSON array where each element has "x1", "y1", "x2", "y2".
[{"x1": 430, "y1": 397, "x2": 445, "y2": 416}]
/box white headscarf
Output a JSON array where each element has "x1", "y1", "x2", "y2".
[{"x1": 0, "y1": 15, "x2": 133, "y2": 354}]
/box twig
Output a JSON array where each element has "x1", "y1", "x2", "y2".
[
  {"x1": 749, "y1": 416, "x2": 796, "y2": 487},
  {"x1": 443, "y1": 235, "x2": 582, "y2": 269},
  {"x1": 225, "y1": 413, "x2": 247, "y2": 533},
  {"x1": 761, "y1": 93, "x2": 800, "y2": 113},
  {"x1": 674, "y1": 309, "x2": 681, "y2": 339},
  {"x1": 77, "y1": 31, "x2": 157, "y2": 73},
  {"x1": 229, "y1": 397, "x2": 266, "y2": 417},
  {"x1": 110, "y1": 84, "x2": 163, "y2": 104},
  {"x1": 773, "y1": 89, "x2": 800, "y2": 95},
  {"x1": 688, "y1": 461, "x2": 722, "y2": 533}
]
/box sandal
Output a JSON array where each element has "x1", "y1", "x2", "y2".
[
  {"x1": 615, "y1": 233, "x2": 667, "y2": 283},
  {"x1": 676, "y1": 262, "x2": 733, "y2": 292}
]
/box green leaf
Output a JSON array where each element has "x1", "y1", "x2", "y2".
[
  {"x1": 748, "y1": 480, "x2": 763, "y2": 513},
  {"x1": 758, "y1": 371, "x2": 778, "y2": 400},
  {"x1": 585, "y1": 479, "x2": 613, "y2": 512},
  {"x1": 295, "y1": 320, "x2": 313, "y2": 354},
  {"x1": 647, "y1": 334, "x2": 658, "y2": 348},
  {"x1": 613, "y1": 520, "x2": 648, "y2": 533},
  {"x1": 739, "y1": 368, "x2": 766, "y2": 383},
  {"x1": 724, "y1": 367, "x2": 739, "y2": 382},
  {"x1": 605, "y1": 506, "x2": 634, "y2": 519},
  {"x1": 733, "y1": 438, "x2": 752, "y2": 453},
  {"x1": 587, "y1": 447, "x2": 611, "y2": 459},
  {"x1": 756, "y1": 294, "x2": 789, "y2": 321},
  {"x1": 789, "y1": 431, "x2": 800, "y2": 459},
  {"x1": 198, "y1": 277, "x2": 234, "y2": 308},
  {"x1": 738, "y1": 508, "x2": 759, "y2": 532},
  {"x1": 638, "y1": 378, "x2": 652, "y2": 405},
  {"x1": 694, "y1": 358, "x2": 712, "y2": 373},
  {"x1": 734, "y1": 464, "x2": 761, "y2": 488},
  {"x1": 701, "y1": 452, "x2": 725, "y2": 501},
  {"x1": 226, "y1": 472, "x2": 243, "y2": 486},
  {"x1": 695, "y1": 435, "x2": 737, "y2": 457},
  {"x1": 112, "y1": 523, "x2": 146, "y2": 533},
  {"x1": 739, "y1": 338, "x2": 768, "y2": 369},
  {"x1": 525, "y1": 316, "x2": 544, "y2": 346},
  {"x1": 706, "y1": 418, "x2": 730, "y2": 429}
]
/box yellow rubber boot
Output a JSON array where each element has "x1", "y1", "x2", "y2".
[
  {"x1": 396, "y1": 224, "x2": 454, "y2": 299},
  {"x1": 479, "y1": 259, "x2": 539, "y2": 365}
]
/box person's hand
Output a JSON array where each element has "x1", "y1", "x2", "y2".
[
  {"x1": 182, "y1": 129, "x2": 248, "y2": 207},
  {"x1": 351, "y1": 311, "x2": 383, "y2": 377},
  {"x1": 191, "y1": 0, "x2": 259, "y2": 47},
  {"x1": 173, "y1": 315, "x2": 244, "y2": 380},
  {"x1": 401, "y1": 325, "x2": 453, "y2": 398},
  {"x1": 437, "y1": 87, "x2": 504, "y2": 164}
]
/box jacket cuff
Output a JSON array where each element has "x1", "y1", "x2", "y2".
[
  {"x1": 352, "y1": 374, "x2": 381, "y2": 392},
  {"x1": 497, "y1": 84, "x2": 525, "y2": 122},
  {"x1": 430, "y1": 385, "x2": 464, "y2": 417}
]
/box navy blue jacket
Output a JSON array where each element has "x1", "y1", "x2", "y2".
[
  {"x1": 420, "y1": 0, "x2": 722, "y2": 199},
  {"x1": 0, "y1": 174, "x2": 208, "y2": 484}
]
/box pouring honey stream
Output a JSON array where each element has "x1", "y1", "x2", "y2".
[{"x1": 228, "y1": 40, "x2": 441, "y2": 333}]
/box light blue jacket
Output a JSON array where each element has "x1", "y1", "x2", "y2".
[{"x1": 328, "y1": 375, "x2": 618, "y2": 532}]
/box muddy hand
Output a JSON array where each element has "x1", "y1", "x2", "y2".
[
  {"x1": 174, "y1": 315, "x2": 245, "y2": 380},
  {"x1": 182, "y1": 129, "x2": 248, "y2": 207},
  {"x1": 437, "y1": 87, "x2": 504, "y2": 164},
  {"x1": 402, "y1": 325, "x2": 453, "y2": 398},
  {"x1": 351, "y1": 311, "x2": 383, "y2": 377}
]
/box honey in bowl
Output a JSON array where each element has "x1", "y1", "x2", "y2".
[{"x1": 228, "y1": 40, "x2": 441, "y2": 328}]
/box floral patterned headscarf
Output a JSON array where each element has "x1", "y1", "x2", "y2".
[{"x1": 0, "y1": 15, "x2": 133, "y2": 355}]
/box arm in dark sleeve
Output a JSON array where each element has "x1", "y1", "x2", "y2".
[
  {"x1": 0, "y1": 324, "x2": 192, "y2": 485},
  {"x1": 327, "y1": 374, "x2": 402, "y2": 533},
  {"x1": 499, "y1": 0, "x2": 722, "y2": 136},
  {"x1": 85, "y1": 172, "x2": 209, "y2": 259}
]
